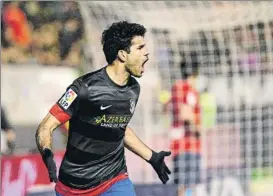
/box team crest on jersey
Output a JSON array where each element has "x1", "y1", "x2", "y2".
[
  {"x1": 130, "y1": 99, "x2": 136, "y2": 114},
  {"x1": 59, "y1": 88, "x2": 78, "y2": 109}
]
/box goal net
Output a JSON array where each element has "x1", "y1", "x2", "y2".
[{"x1": 78, "y1": 1, "x2": 273, "y2": 195}]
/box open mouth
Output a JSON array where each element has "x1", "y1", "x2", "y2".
[
  {"x1": 142, "y1": 58, "x2": 149, "y2": 66},
  {"x1": 141, "y1": 59, "x2": 149, "y2": 73}
]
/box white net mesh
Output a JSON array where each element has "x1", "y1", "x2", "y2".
[{"x1": 78, "y1": 1, "x2": 273, "y2": 195}]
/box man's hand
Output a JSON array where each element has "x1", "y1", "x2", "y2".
[
  {"x1": 148, "y1": 151, "x2": 171, "y2": 184},
  {"x1": 42, "y1": 148, "x2": 58, "y2": 183}
]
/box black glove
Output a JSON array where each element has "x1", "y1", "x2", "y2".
[
  {"x1": 42, "y1": 148, "x2": 58, "y2": 183},
  {"x1": 148, "y1": 151, "x2": 172, "y2": 184}
]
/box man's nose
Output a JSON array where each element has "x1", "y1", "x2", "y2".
[
  {"x1": 144, "y1": 46, "x2": 149, "y2": 57},
  {"x1": 144, "y1": 52, "x2": 149, "y2": 57}
]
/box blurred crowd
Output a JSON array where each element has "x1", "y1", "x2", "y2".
[{"x1": 1, "y1": 1, "x2": 84, "y2": 67}]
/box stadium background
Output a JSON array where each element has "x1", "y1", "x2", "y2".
[{"x1": 1, "y1": 1, "x2": 273, "y2": 196}]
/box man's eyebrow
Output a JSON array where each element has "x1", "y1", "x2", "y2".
[{"x1": 137, "y1": 44, "x2": 145, "y2": 48}]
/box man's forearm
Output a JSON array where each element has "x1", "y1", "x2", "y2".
[
  {"x1": 35, "y1": 124, "x2": 54, "y2": 154},
  {"x1": 124, "y1": 126, "x2": 152, "y2": 161},
  {"x1": 35, "y1": 113, "x2": 61, "y2": 154}
]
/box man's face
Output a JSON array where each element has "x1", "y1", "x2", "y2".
[{"x1": 125, "y1": 36, "x2": 149, "y2": 78}]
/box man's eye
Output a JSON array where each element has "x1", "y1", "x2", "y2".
[{"x1": 138, "y1": 45, "x2": 145, "y2": 50}]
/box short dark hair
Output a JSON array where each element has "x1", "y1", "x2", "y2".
[{"x1": 101, "y1": 21, "x2": 147, "y2": 64}]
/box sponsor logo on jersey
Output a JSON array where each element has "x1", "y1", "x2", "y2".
[
  {"x1": 59, "y1": 88, "x2": 78, "y2": 109},
  {"x1": 100, "y1": 105, "x2": 112, "y2": 110},
  {"x1": 94, "y1": 115, "x2": 132, "y2": 128}
]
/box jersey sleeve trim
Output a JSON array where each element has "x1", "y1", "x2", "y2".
[{"x1": 49, "y1": 104, "x2": 71, "y2": 123}]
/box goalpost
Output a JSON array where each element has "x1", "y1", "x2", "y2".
[{"x1": 78, "y1": 1, "x2": 273, "y2": 195}]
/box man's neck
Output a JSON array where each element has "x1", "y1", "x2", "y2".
[{"x1": 106, "y1": 62, "x2": 130, "y2": 86}]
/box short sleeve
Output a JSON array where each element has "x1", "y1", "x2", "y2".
[{"x1": 49, "y1": 79, "x2": 82, "y2": 123}]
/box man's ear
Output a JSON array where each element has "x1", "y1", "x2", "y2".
[{"x1": 117, "y1": 50, "x2": 127, "y2": 62}]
